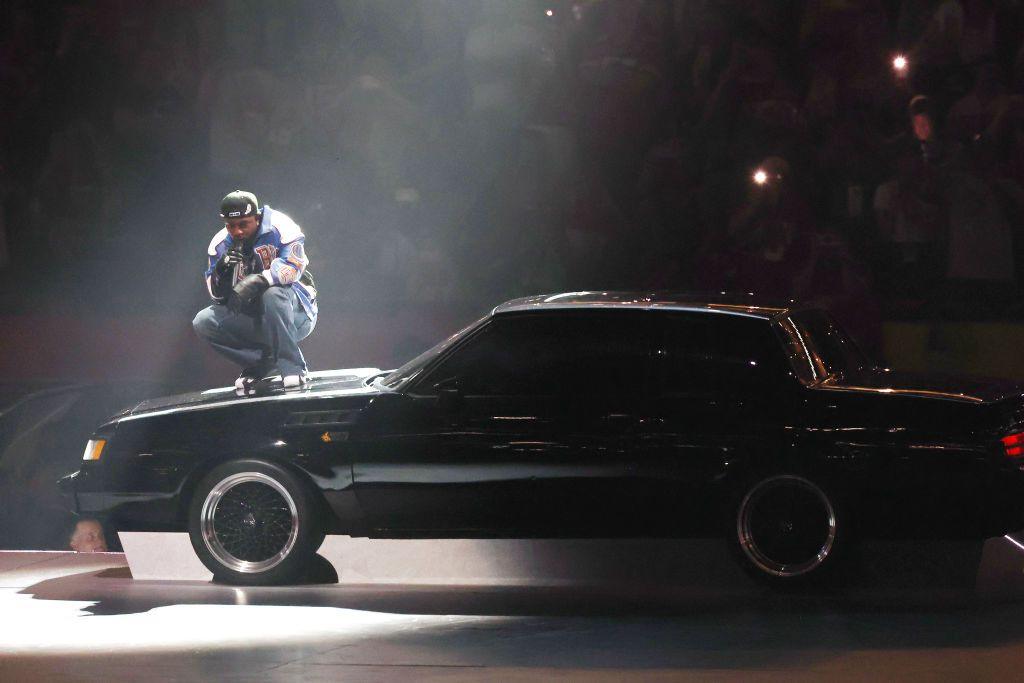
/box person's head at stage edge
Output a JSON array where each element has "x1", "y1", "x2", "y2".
[{"x1": 69, "y1": 519, "x2": 108, "y2": 553}]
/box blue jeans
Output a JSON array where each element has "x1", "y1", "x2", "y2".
[{"x1": 193, "y1": 286, "x2": 315, "y2": 377}]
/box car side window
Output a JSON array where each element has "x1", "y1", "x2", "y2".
[
  {"x1": 657, "y1": 314, "x2": 789, "y2": 396},
  {"x1": 418, "y1": 312, "x2": 649, "y2": 397}
]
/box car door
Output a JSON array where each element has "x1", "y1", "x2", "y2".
[
  {"x1": 633, "y1": 312, "x2": 796, "y2": 535},
  {"x1": 353, "y1": 310, "x2": 653, "y2": 535}
]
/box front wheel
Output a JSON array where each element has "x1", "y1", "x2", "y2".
[
  {"x1": 188, "y1": 460, "x2": 325, "y2": 585},
  {"x1": 731, "y1": 474, "x2": 847, "y2": 587}
]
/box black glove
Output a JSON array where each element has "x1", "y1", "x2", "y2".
[
  {"x1": 228, "y1": 274, "x2": 270, "y2": 313},
  {"x1": 216, "y1": 247, "x2": 245, "y2": 275}
]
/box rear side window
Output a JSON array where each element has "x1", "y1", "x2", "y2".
[
  {"x1": 786, "y1": 310, "x2": 869, "y2": 381},
  {"x1": 656, "y1": 313, "x2": 790, "y2": 396},
  {"x1": 418, "y1": 312, "x2": 650, "y2": 397}
]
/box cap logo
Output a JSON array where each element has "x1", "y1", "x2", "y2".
[
  {"x1": 245, "y1": 203, "x2": 252, "y2": 214},
  {"x1": 228, "y1": 211, "x2": 241, "y2": 217}
]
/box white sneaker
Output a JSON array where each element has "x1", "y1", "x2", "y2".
[
  {"x1": 234, "y1": 376, "x2": 257, "y2": 396},
  {"x1": 235, "y1": 363, "x2": 271, "y2": 396},
  {"x1": 282, "y1": 374, "x2": 307, "y2": 390}
]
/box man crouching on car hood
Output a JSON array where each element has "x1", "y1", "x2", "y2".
[{"x1": 192, "y1": 190, "x2": 318, "y2": 395}]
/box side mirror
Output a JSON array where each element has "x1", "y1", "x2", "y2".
[{"x1": 433, "y1": 378, "x2": 462, "y2": 412}]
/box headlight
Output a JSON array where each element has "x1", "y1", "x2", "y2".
[{"x1": 82, "y1": 439, "x2": 107, "y2": 461}]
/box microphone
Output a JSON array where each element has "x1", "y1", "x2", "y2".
[{"x1": 229, "y1": 240, "x2": 249, "y2": 285}]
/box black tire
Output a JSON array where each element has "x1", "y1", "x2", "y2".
[
  {"x1": 730, "y1": 473, "x2": 848, "y2": 588},
  {"x1": 188, "y1": 459, "x2": 325, "y2": 585}
]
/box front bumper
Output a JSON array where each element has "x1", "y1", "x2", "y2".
[{"x1": 56, "y1": 465, "x2": 183, "y2": 530}]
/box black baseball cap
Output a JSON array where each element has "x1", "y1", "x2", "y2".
[{"x1": 219, "y1": 190, "x2": 260, "y2": 219}]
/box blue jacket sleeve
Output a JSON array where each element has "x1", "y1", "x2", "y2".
[
  {"x1": 262, "y1": 237, "x2": 309, "y2": 286},
  {"x1": 205, "y1": 230, "x2": 233, "y2": 302}
]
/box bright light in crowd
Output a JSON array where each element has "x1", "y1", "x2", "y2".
[
  {"x1": 546, "y1": 9, "x2": 554, "y2": 17},
  {"x1": 892, "y1": 55, "x2": 908, "y2": 73},
  {"x1": 753, "y1": 169, "x2": 768, "y2": 185}
]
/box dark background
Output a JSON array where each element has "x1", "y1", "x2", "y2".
[{"x1": 3, "y1": 0, "x2": 1024, "y2": 548}]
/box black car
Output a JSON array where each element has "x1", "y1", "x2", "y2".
[{"x1": 60, "y1": 292, "x2": 1024, "y2": 586}]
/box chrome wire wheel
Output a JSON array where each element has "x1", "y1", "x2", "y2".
[
  {"x1": 737, "y1": 475, "x2": 837, "y2": 578},
  {"x1": 200, "y1": 471, "x2": 299, "y2": 574}
]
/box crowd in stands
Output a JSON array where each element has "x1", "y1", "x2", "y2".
[{"x1": 4, "y1": 0, "x2": 1024, "y2": 348}]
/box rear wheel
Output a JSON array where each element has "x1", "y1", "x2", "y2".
[
  {"x1": 188, "y1": 460, "x2": 324, "y2": 585},
  {"x1": 732, "y1": 474, "x2": 846, "y2": 587}
]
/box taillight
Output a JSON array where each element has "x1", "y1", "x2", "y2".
[{"x1": 1001, "y1": 432, "x2": 1024, "y2": 457}]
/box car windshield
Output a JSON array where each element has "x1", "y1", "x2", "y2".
[
  {"x1": 380, "y1": 315, "x2": 490, "y2": 389},
  {"x1": 785, "y1": 310, "x2": 870, "y2": 383}
]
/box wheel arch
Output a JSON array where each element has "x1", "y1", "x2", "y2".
[
  {"x1": 175, "y1": 454, "x2": 340, "y2": 532},
  {"x1": 727, "y1": 432, "x2": 872, "y2": 488}
]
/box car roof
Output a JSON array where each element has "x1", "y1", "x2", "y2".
[{"x1": 492, "y1": 291, "x2": 797, "y2": 320}]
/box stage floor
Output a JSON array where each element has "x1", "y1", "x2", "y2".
[{"x1": 3, "y1": 549, "x2": 1024, "y2": 681}]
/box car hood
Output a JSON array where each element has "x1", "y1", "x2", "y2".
[
  {"x1": 115, "y1": 368, "x2": 388, "y2": 420},
  {"x1": 821, "y1": 368, "x2": 1024, "y2": 404}
]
